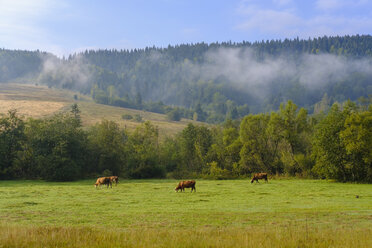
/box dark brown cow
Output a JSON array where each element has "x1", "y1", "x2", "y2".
[
  {"x1": 175, "y1": 180, "x2": 196, "y2": 192},
  {"x1": 110, "y1": 176, "x2": 119, "y2": 186},
  {"x1": 251, "y1": 173, "x2": 268, "y2": 183},
  {"x1": 94, "y1": 177, "x2": 112, "y2": 188}
]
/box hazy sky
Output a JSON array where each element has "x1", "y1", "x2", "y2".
[{"x1": 0, "y1": 0, "x2": 371, "y2": 56}]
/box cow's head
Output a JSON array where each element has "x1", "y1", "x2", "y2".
[{"x1": 175, "y1": 186, "x2": 182, "y2": 192}]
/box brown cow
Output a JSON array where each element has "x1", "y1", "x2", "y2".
[
  {"x1": 94, "y1": 177, "x2": 112, "y2": 188},
  {"x1": 251, "y1": 173, "x2": 268, "y2": 183},
  {"x1": 175, "y1": 180, "x2": 196, "y2": 192},
  {"x1": 110, "y1": 176, "x2": 119, "y2": 186}
]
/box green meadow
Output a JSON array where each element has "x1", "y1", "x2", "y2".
[{"x1": 0, "y1": 179, "x2": 371, "y2": 247}]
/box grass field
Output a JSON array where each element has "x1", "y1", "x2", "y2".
[
  {"x1": 0, "y1": 179, "x2": 371, "y2": 247},
  {"x1": 0, "y1": 83, "x2": 200, "y2": 137}
]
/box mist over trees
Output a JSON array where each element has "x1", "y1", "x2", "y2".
[
  {"x1": 0, "y1": 35, "x2": 371, "y2": 123},
  {"x1": 0, "y1": 49, "x2": 44, "y2": 82}
]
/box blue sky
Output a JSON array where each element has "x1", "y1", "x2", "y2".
[{"x1": 0, "y1": 0, "x2": 371, "y2": 56}]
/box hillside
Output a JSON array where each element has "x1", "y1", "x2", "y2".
[
  {"x1": 0, "y1": 83, "x2": 200, "y2": 137},
  {"x1": 1, "y1": 35, "x2": 372, "y2": 123}
]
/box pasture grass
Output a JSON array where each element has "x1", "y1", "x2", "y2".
[{"x1": 0, "y1": 179, "x2": 371, "y2": 247}]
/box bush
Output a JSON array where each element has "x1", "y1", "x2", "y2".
[
  {"x1": 294, "y1": 153, "x2": 315, "y2": 177},
  {"x1": 167, "y1": 170, "x2": 199, "y2": 180},
  {"x1": 103, "y1": 169, "x2": 113, "y2": 177},
  {"x1": 205, "y1": 161, "x2": 235, "y2": 180},
  {"x1": 166, "y1": 109, "x2": 181, "y2": 121},
  {"x1": 122, "y1": 114, "x2": 133, "y2": 120},
  {"x1": 133, "y1": 114, "x2": 143, "y2": 122},
  {"x1": 112, "y1": 98, "x2": 132, "y2": 108},
  {"x1": 129, "y1": 164, "x2": 165, "y2": 179},
  {"x1": 40, "y1": 157, "x2": 81, "y2": 182}
]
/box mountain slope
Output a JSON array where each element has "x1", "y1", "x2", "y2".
[{"x1": 1, "y1": 35, "x2": 371, "y2": 122}]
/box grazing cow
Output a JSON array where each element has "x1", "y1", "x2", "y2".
[
  {"x1": 94, "y1": 177, "x2": 112, "y2": 188},
  {"x1": 175, "y1": 180, "x2": 196, "y2": 192},
  {"x1": 110, "y1": 176, "x2": 119, "y2": 186},
  {"x1": 251, "y1": 173, "x2": 268, "y2": 183}
]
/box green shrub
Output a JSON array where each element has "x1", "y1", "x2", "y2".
[
  {"x1": 206, "y1": 161, "x2": 235, "y2": 180},
  {"x1": 103, "y1": 169, "x2": 113, "y2": 177},
  {"x1": 134, "y1": 114, "x2": 143, "y2": 122},
  {"x1": 166, "y1": 109, "x2": 181, "y2": 121},
  {"x1": 122, "y1": 114, "x2": 133, "y2": 120},
  {"x1": 129, "y1": 164, "x2": 165, "y2": 179}
]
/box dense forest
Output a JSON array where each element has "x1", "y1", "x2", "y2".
[
  {"x1": 0, "y1": 99, "x2": 371, "y2": 182},
  {"x1": 1, "y1": 35, "x2": 372, "y2": 122}
]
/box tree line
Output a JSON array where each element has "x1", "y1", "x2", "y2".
[{"x1": 0, "y1": 99, "x2": 370, "y2": 182}]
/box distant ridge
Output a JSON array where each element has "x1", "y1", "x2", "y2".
[{"x1": 1, "y1": 34, "x2": 371, "y2": 123}]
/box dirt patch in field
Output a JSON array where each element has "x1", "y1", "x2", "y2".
[{"x1": 0, "y1": 100, "x2": 66, "y2": 118}]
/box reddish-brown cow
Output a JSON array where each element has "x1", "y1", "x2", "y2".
[
  {"x1": 94, "y1": 177, "x2": 112, "y2": 188},
  {"x1": 251, "y1": 173, "x2": 268, "y2": 183},
  {"x1": 110, "y1": 176, "x2": 119, "y2": 186},
  {"x1": 175, "y1": 180, "x2": 196, "y2": 192}
]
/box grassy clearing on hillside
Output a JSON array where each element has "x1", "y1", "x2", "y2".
[
  {"x1": 0, "y1": 179, "x2": 371, "y2": 247},
  {"x1": 77, "y1": 101, "x2": 199, "y2": 137},
  {"x1": 0, "y1": 100, "x2": 65, "y2": 118},
  {"x1": 0, "y1": 83, "x2": 199, "y2": 136},
  {"x1": 0, "y1": 84, "x2": 71, "y2": 118}
]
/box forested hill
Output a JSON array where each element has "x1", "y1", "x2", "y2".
[
  {"x1": 1, "y1": 35, "x2": 372, "y2": 122},
  {"x1": 80, "y1": 34, "x2": 372, "y2": 70},
  {"x1": 0, "y1": 49, "x2": 45, "y2": 82}
]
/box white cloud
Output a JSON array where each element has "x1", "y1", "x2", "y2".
[
  {"x1": 303, "y1": 15, "x2": 372, "y2": 37},
  {"x1": 0, "y1": 0, "x2": 64, "y2": 54},
  {"x1": 181, "y1": 28, "x2": 199, "y2": 37},
  {"x1": 236, "y1": 1, "x2": 372, "y2": 39},
  {"x1": 315, "y1": 0, "x2": 340, "y2": 10},
  {"x1": 236, "y1": 6, "x2": 301, "y2": 37},
  {"x1": 0, "y1": 0, "x2": 52, "y2": 17},
  {"x1": 273, "y1": 0, "x2": 293, "y2": 6},
  {"x1": 316, "y1": 0, "x2": 369, "y2": 11}
]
